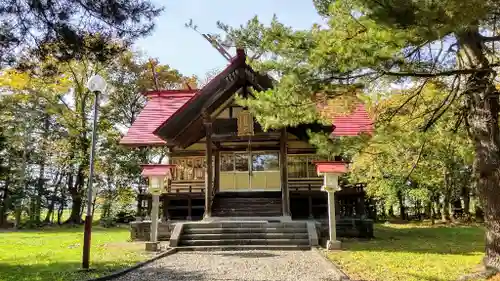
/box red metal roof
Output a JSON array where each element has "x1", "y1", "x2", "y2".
[
  {"x1": 315, "y1": 161, "x2": 349, "y2": 174},
  {"x1": 120, "y1": 90, "x2": 373, "y2": 146},
  {"x1": 331, "y1": 104, "x2": 373, "y2": 137},
  {"x1": 119, "y1": 90, "x2": 197, "y2": 146}
]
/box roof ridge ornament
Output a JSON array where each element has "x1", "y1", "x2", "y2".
[{"x1": 184, "y1": 19, "x2": 234, "y2": 62}]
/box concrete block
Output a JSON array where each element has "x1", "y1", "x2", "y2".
[
  {"x1": 326, "y1": 240, "x2": 342, "y2": 250},
  {"x1": 306, "y1": 221, "x2": 319, "y2": 246},
  {"x1": 168, "y1": 222, "x2": 184, "y2": 247},
  {"x1": 145, "y1": 241, "x2": 160, "y2": 252}
]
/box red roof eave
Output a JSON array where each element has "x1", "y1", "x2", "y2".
[
  {"x1": 141, "y1": 164, "x2": 176, "y2": 177},
  {"x1": 119, "y1": 90, "x2": 197, "y2": 147},
  {"x1": 314, "y1": 161, "x2": 349, "y2": 174}
]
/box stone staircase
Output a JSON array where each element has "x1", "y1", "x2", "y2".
[
  {"x1": 176, "y1": 221, "x2": 311, "y2": 250},
  {"x1": 211, "y1": 192, "x2": 282, "y2": 217}
]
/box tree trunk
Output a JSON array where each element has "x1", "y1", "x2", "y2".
[
  {"x1": 430, "y1": 201, "x2": 435, "y2": 225},
  {"x1": 442, "y1": 190, "x2": 451, "y2": 222},
  {"x1": 14, "y1": 205, "x2": 22, "y2": 229},
  {"x1": 66, "y1": 165, "x2": 85, "y2": 224},
  {"x1": 91, "y1": 193, "x2": 98, "y2": 218},
  {"x1": 424, "y1": 202, "x2": 432, "y2": 219},
  {"x1": 452, "y1": 198, "x2": 463, "y2": 221},
  {"x1": 44, "y1": 183, "x2": 60, "y2": 223},
  {"x1": 476, "y1": 204, "x2": 485, "y2": 222},
  {"x1": 44, "y1": 172, "x2": 64, "y2": 223},
  {"x1": 34, "y1": 115, "x2": 50, "y2": 224},
  {"x1": 435, "y1": 195, "x2": 442, "y2": 218},
  {"x1": 0, "y1": 180, "x2": 9, "y2": 227},
  {"x1": 388, "y1": 204, "x2": 394, "y2": 217},
  {"x1": 463, "y1": 185, "x2": 471, "y2": 220},
  {"x1": 459, "y1": 28, "x2": 500, "y2": 271},
  {"x1": 397, "y1": 191, "x2": 406, "y2": 220}
]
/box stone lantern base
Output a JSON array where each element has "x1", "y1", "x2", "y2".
[
  {"x1": 145, "y1": 241, "x2": 160, "y2": 252},
  {"x1": 326, "y1": 240, "x2": 342, "y2": 250}
]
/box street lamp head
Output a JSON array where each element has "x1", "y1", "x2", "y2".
[{"x1": 86, "y1": 74, "x2": 107, "y2": 93}]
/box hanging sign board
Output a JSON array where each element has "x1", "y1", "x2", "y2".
[{"x1": 237, "y1": 110, "x2": 254, "y2": 136}]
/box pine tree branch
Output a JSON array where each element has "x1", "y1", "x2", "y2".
[
  {"x1": 324, "y1": 63, "x2": 500, "y2": 81},
  {"x1": 380, "y1": 65, "x2": 500, "y2": 77},
  {"x1": 481, "y1": 35, "x2": 500, "y2": 42}
]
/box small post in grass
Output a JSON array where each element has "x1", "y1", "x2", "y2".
[{"x1": 314, "y1": 161, "x2": 348, "y2": 251}]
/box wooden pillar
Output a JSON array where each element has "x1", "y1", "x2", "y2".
[
  {"x1": 214, "y1": 148, "x2": 220, "y2": 193},
  {"x1": 204, "y1": 118, "x2": 213, "y2": 218},
  {"x1": 308, "y1": 185, "x2": 314, "y2": 219},
  {"x1": 187, "y1": 195, "x2": 192, "y2": 220},
  {"x1": 163, "y1": 196, "x2": 170, "y2": 221},
  {"x1": 280, "y1": 128, "x2": 290, "y2": 216},
  {"x1": 162, "y1": 148, "x2": 171, "y2": 222}
]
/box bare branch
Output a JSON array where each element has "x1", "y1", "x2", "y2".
[{"x1": 403, "y1": 139, "x2": 427, "y2": 185}]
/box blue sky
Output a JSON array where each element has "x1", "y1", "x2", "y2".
[{"x1": 134, "y1": 0, "x2": 321, "y2": 78}]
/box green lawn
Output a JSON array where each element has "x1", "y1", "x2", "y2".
[
  {"x1": 0, "y1": 226, "x2": 151, "y2": 281},
  {"x1": 327, "y1": 222, "x2": 485, "y2": 281}
]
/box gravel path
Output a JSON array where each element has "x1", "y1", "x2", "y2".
[{"x1": 115, "y1": 250, "x2": 346, "y2": 281}]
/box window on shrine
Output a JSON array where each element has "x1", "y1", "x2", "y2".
[
  {"x1": 220, "y1": 154, "x2": 235, "y2": 171},
  {"x1": 234, "y1": 153, "x2": 249, "y2": 171},
  {"x1": 252, "y1": 152, "x2": 279, "y2": 171},
  {"x1": 287, "y1": 155, "x2": 324, "y2": 178}
]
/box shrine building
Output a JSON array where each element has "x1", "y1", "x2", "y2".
[{"x1": 120, "y1": 49, "x2": 374, "y2": 245}]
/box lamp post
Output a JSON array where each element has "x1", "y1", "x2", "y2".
[
  {"x1": 82, "y1": 74, "x2": 107, "y2": 269},
  {"x1": 315, "y1": 161, "x2": 348, "y2": 251}
]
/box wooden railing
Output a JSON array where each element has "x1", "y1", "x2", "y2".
[
  {"x1": 288, "y1": 178, "x2": 322, "y2": 192},
  {"x1": 169, "y1": 180, "x2": 205, "y2": 194}
]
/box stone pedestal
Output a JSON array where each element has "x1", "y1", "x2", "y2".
[
  {"x1": 145, "y1": 241, "x2": 160, "y2": 252},
  {"x1": 150, "y1": 194, "x2": 160, "y2": 242},
  {"x1": 326, "y1": 240, "x2": 342, "y2": 250}
]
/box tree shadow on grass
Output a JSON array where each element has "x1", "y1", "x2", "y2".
[
  {"x1": 0, "y1": 261, "x2": 136, "y2": 281},
  {"x1": 341, "y1": 224, "x2": 484, "y2": 255},
  {"x1": 0, "y1": 224, "x2": 130, "y2": 234},
  {"x1": 0, "y1": 260, "x2": 234, "y2": 281}
]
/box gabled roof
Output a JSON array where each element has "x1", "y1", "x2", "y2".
[
  {"x1": 119, "y1": 49, "x2": 373, "y2": 147},
  {"x1": 153, "y1": 50, "x2": 251, "y2": 147},
  {"x1": 119, "y1": 90, "x2": 197, "y2": 146}
]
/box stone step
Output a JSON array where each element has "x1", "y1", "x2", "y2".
[
  {"x1": 215, "y1": 192, "x2": 281, "y2": 198},
  {"x1": 183, "y1": 227, "x2": 307, "y2": 234},
  {"x1": 179, "y1": 238, "x2": 310, "y2": 246},
  {"x1": 215, "y1": 198, "x2": 281, "y2": 202},
  {"x1": 214, "y1": 204, "x2": 280, "y2": 208},
  {"x1": 215, "y1": 202, "x2": 281, "y2": 206},
  {"x1": 182, "y1": 222, "x2": 307, "y2": 229},
  {"x1": 212, "y1": 211, "x2": 282, "y2": 217},
  {"x1": 176, "y1": 245, "x2": 310, "y2": 251},
  {"x1": 212, "y1": 204, "x2": 282, "y2": 210},
  {"x1": 182, "y1": 233, "x2": 309, "y2": 240}
]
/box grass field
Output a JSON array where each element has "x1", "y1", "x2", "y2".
[
  {"x1": 327, "y1": 222, "x2": 485, "y2": 281},
  {"x1": 0, "y1": 226, "x2": 150, "y2": 281}
]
